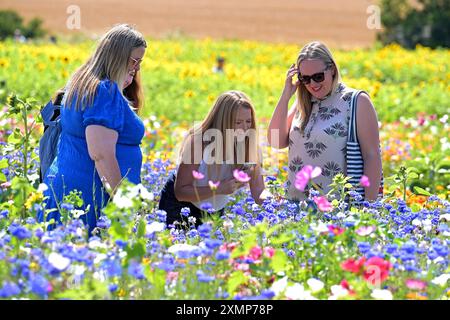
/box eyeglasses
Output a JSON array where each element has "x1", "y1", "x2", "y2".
[
  {"x1": 129, "y1": 56, "x2": 143, "y2": 68},
  {"x1": 298, "y1": 65, "x2": 331, "y2": 85}
]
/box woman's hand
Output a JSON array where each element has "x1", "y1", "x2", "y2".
[{"x1": 283, "y1": 63, "x2": 300, "y2": 98}]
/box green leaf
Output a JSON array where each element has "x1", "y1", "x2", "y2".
[
  {"x1": 270, "y1": 233, "x2": 295, "y2": 245},
  {"x1": 270, "y1": 250, "x2": 288, "y2": 273},
  {"x1": 413, "y1": 186, "x2": 431, "y2": 196},
  {"x1": 0, "y1": 159, "x2": 8, "y2": 170},
  {"x1": 137, "y1": 218, "x2": 146, "y2": 238},
  {"x1": 0, "y1": 173, "x2": 6, "y2": 183},
  {"x1": 227, "y1": 271, "x2": 247, "y2": 295},
  {"x1": 126, "y1": 241, "x2": 145, "y2": 261}
]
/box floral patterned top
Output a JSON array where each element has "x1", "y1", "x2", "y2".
[{"x1": 287, "y1": 82, "x2": 355, "y2": 201}]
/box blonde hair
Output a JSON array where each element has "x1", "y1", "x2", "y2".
[
  {"x1": 296, "y1": 41, "x2": 341, "y2": 133},
  {"x1": 64, "y1": 24, "x2": 147, "y2": 111},
  {"x1": 179, "y1": 91, "x2": 260, "y2": 168}
]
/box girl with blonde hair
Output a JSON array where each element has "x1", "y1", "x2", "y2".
[
  {"x1": 39, "y1": 24, "x2": 147, "y2": 234},
  {"x1": 159, "y1": 90, "x2": 268, "y2": 227}
]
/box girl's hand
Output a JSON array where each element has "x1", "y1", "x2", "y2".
[
  {"x1": 283, "y1": 63, "x2": 300, "y2": 98},
  {"x1": 217, "y1": 178, "x2": 244, "y2": 195}
]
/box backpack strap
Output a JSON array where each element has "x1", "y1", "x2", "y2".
[{"x1": 41, "y1": 100, "x2": 61, "y2": 127}]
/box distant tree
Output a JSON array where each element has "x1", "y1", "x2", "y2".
[
  {"x1": 0, "y1": 10, "x2": 23, "y2": 40},
  {"x1": 0, "y1": 10, "x2": 46, "y2": 40},
  {"x1": 378, "y1": 0, "x2": 450, "y2": 48},
  {"x1": 22, "y1": 17, "x2": 46, "y2": 39}
]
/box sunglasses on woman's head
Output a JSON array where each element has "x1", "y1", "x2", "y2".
[{"x1": 298, "y1": 65, "x2": 331, "y2": 85}]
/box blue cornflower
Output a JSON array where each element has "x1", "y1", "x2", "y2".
[
  {"x1": 0, "y1": 210, "x2": 8, "y2": 219},
  {"x1": 61, "y1": 203, "x2": 74, "y2": 211},
  {"x1": 128, "y1": 261, "x2": 145, "y2": 280},
  {"x1": 401, "y1": 241, "x2": 417, "y2": 254},
  {"x1": 200, "y1": 202, "x2": 213, "y2": 211},
  {"x1": 261, "y1": 289, "x2": 275, "y2": 299},
  {"x1": 265, "y1": 176, "x2": 276, "y2": 182},
  {"x1": 96, "y1": 216, "x2": 111, "y2": 229},
  {"x1": 287, "y1": 249, "x2": 296, "y2": 258},
  {"x1": 385, "y1": 244, "x2": 398, "y2": 254},
  {"x1": 0, "y1": 281, "x2": 21, "y2": 298},
  {"x1": 103, "y1": 259, "x2": 122, "y2": 277},
  {"x1": 198, "y1": 223, "x2": 212, "y2": 238},
  {"x1": 186, "y1": 229, "x2": 199, "y2": 238},
  {"x1": 215, "y1": 251, "x2": 230, "y2": 261},
  {"x1": 115, "y1": 239, "x2": 128, "y2": 248},
  {"x1": 29, "y1": 274, "x2": 51, "y2": 297},
  {"x1": 196, "y1": 270, "x2": 215, "y2": 283},
  {"x1": 357, "y1": 242, "x2": 371, "y2": 254},
  {"x1": 180, "y1": 207, "x2": 190, "y2": 217},
  {"x1": 109, "y1": 284, "x2": 118, "y2": 293},
  {"x1": 9, "y1": 225, "x2": 32, "y2": 240}
]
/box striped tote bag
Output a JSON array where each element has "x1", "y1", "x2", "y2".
[{"x1": 346, "y1": 90, "x2": 384, "y2": 200}]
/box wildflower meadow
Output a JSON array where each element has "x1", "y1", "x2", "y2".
[{"x1": 0, "y1": 38, "x2": 448, "y2": 300}]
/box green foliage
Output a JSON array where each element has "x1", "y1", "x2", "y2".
[
  {"x1": 0, "y1": 10, "x2": 23, "y2": 40},
  {"x1": 378, "y1": 0, "x2": 450, "y2": 48}
]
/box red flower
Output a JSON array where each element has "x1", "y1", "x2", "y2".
[
  {"x1": 363, "y1": 257, "x2": 391, "y2": 286},
  {"x1": 341, "y1": 257, "x2": 366, "y2": 273}
]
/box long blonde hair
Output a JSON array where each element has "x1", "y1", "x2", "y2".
[
  {"x1": 296, "y1": 41, "x2": 341, "y2": 133},
  {"x1": 64, "y1": 24, "x2": 147, "y2": 111},
  {"x1": 179, "y1": 91, "x2": 260, "y2": 168}
]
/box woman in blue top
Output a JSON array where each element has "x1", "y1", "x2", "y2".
[{"x1": 38, "y1": 24, "x2": 147, "y2": 233}]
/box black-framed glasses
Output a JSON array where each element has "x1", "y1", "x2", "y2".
[{"x1": 298, "y1": 65, "x2": 331, "y2": 85}]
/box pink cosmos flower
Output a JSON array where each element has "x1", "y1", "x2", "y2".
[
  {"x1": 264, "y1": 247, "x2": 275, "y2": 258},
  {"x1": 208, "y1": 180, "x2": 220, "y2": 191},
  {"x1": 192, "y1": 170, "x2": 204, "y2": 180},
  {"x1": 406, "y1": 279, "x2": 427, "y2": 291},
  {"x1": 249, "y1": 246, "x2": 263, "y2": 261},
  {"x1": 359, "y1": 175, "x2": 370, "y2": 187},
  {"x1": 233, "y1": 169, "x2": 251, "y2": 183},
  {"x1": 328, "y1": 225, "x2": 345, "y2": 236},
  {"x1": 355, "y1": 225, "x2": 376, "y2": 236},
  {"x1": 295, "y1": 165, "x2": 322, "y2": 192},
  {"x1": 313, "y1": 196, "x2": 333, "y2": 212}
]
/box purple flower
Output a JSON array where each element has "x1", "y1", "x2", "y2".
[
  {"x1": 359, "y1": 175, "x2": 370, "y2": 187},
  {"x1": 295, "y1": 165, "x2": 321, "y2": 192},
  {"x1": 233, "y1": 169, "x2": 251, "y2": 183}
]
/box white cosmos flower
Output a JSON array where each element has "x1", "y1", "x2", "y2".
[
  {"x1": 431, "y1": 274, "x2": 450, "y2": 286},
  {"x1": 307, "y1": 278, "x2": 325, "y2": 293},
  {"x1": 37, "y1": 183, "x2": 48, "y2": 192},
  {"x1": 48, "y1": 252, "x2": 71, "y2": 271},
  {"x1": 113, "y1": 190, "x2": 133, "y2": 209},
  {"x1": 371, "y1": 289, "x2": 393, "y2": 300},
  {"x1": 329, "y1": 285, "x2": 349, "y2": 300},
  {"x1": 138, "y1": 184, "x2": 154, "y2": 201},
  {"x1": 285, "y1": 283, "x2": 317, "y2": 300},
  {"x1": 270, "y1": 276, "x2": 288, "y2": 297},
  {"x1": 146, "y1": 221, "x2": 166, "y2": 235}
]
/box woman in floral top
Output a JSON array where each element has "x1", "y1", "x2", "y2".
[{"x1": 267, "y1": 41, "x2": 382, "y2": 201}]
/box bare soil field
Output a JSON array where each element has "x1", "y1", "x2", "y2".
[{"x1": 0, "y1": 0, "x2": 378, "y2": 47}]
